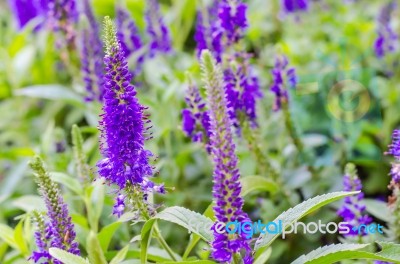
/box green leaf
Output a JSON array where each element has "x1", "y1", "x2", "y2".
[
  {"x1": 87, "y1": 231, "x2": 108, "y2": 264},
  {"x1": 14, "y1": 219, "x2": 29, "y2": 256},
  {"x1": 49, "y1": 248, "x2": 90, "y2": 264},
  {"x1": 254, "y1": 191, "x2": 359, "y2": 250},
  {"x1": 0, "y1": 224, "x2": 17, "y2": 249},
  {"x1": 110, "y1": 245, "x2": 130, "y2": 264},
  {"x1": 364, "y1": 198, "x2": 390, "y2": 222},
  {"x1": 240, "y1": 176, "x2": 279, "y2": 196},
  {"x1": 98, "y1": 222, "x2": 122, "y2": 252},
  {"x1": 141, "y1": 219, "x2": 156, "y2": 264},
  {"x1": 14, "y1": 85, "x2": 83, "y2": 106},
  {"x1": 50, "y1": 172, "x2": 83, "y2": 195},
  {"x1": 155, "y1": 206, "x2": 213, "y2": 242},
  {"x1": 254, "y1": 247, "x2": 272, "y2": 264},
  {"x1": 291, "y1": 242, "x2": 400, "y2": 264},
  {"x1": 12, "y1": 195, "x2": 46, "y2": 212}
]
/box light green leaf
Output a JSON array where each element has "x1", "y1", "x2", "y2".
[
  {"x1": 364, "y1": 198, "x2": 390, "y2": 222},
  {"x1": 12, "y1": 195, "x2": 46, "y2": 212},
  {"x1": 254, "y1": 247, "x2": 272, "y2": 264},
  {"x1": 49, "y1": 248, "x2": 90, "y2": 264},
  {"x1": 240, "y1": 176, "x2": 279, "y2": 196},
  {"x1": 87, "y1": 231, "x2": 107, "y2": 264},
  {"x1": 141, "y1": 219, "x2": 156, "y2": 264},
  {"x1": 14, "y1": 219, "x2": 29, "y2": 256},
  {"x1": 14, "y1": 85, "x2": 84, "y2": 106},
  {"x1": 254, "y1": 191, "x2": 359, "y2": 250},
  {"x1": 155, "y1": 206, "x2": 213, "y2": 242},
  {"x1": 98, "y1": 222, "x2": 122, "y2": 252},
  {"x1": 291, "y1": 242, "x2": 400, "y2": 264},
  {"x1": 110, "y1": 245, "x2": 130, "y2": 264},
  {"x1": 0, "y1": 224, "x2": 17, "y2": 249},
  {"x1": 50, "y1": 172, "x2": 83, "y2": 195}
]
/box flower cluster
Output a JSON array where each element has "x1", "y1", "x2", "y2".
[
  {"x1": 374, "y1": 1, "x2": 398, "y2": 58},
  {"x1": 270, "y1": 55, "x2": 297, "y2": 111},
  {"x1": 224, "y1": 53, "x2": 262, "y2": 130},
  {"x1": 48, "y1": 0, "x2": 78, "y2": 49},
  {"x1": 80, "y1": 0, "x2": 104, "y2": 101},
  {"x1": 201, "y1": 50, "x2": 252, "y2": 264},
  {"x1": 181, "y1": 81, "x2": 211, "y2": 149},
  {"x1": 30, "y1": 156, "x2": 80, "y2": 263},
  {"x1": 337, "y1": 163, "x2": 372, "y2": 237},
  {"x1": 386, "y1": 129, "x2": 400, "y2": 184},
  {"x1": 218, "y1": 0, "x2": 248, "y2": 46},
  {"x1": 281, "y1": 0, "x2": 309, "y2": 14},
  {"x1": 97, "y1": 17, "x2": 164, "y2": 218},
  {"x1": 145, "y1": 0, "x2": 171, "y2": 57},
  {"x1": 116, "y1": 6, "x2": 143, "y2": 61}
]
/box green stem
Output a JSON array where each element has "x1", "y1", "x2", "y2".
[
  {"x1": 282, "y1": 100, "x2": 318, "y2": 179},
  {"x1": 153, "y1": 225, "x2": 178, "y2": 261}
]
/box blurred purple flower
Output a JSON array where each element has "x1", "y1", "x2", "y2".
[
  {"x1": 8, "y1": 0, "x2": 47, "y2": 29},
  {"x1": 270, "y1": 55, "x2": 297, "y2": 111},
  {"x1": 201, "y1": 51, "x2": 252, "y2": 263},
  {"x1": 218, "y1": 0, "x2": 247, "y2": 45},
  {"x1": 112, "y1": 194, "x2": 126, "y2": 217},
  {"x1": 281, "y1": 0, "x2": 309, "y2": 14},
  {"x1": 386, "y1": 129, "x2": 400, "y2": 183},
  {"x1": 182, "y1": 83, "x2": 211, "y2": 150},
  {"x1": 48, "y1": 0, "x2": 78, "y2": 49},
  {"x1": 337, "y1": 163, "x2": 372, "y2": 237},
  {"x1": 145, "y1": 0, "x2": 171, "y2": 57},
  {"x1": 80, "y1": 0, "x2": 104, "y2": 101},
  {"x1": 374, "y1": 1, "x2": 398, "y2": 58}
]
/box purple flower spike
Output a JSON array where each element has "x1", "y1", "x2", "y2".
[
  {"x1": 145, "y1": 0, "x2": 171, "y2": 57},
  {"x1": 218, "y1": 0, "x2": 248, "y2": 45},
  {"x1": 281, "y1": 0, "x2": 309, "y2": 14},
  {"x1": 386, "y1": 129, "x2": 400, "y2": 183},
  {"x1": 270, "y1": 55, "x2": 297, "y2": 111},
  {"x1": 201, "y1": 50, "x2": 252, "y2": 263},
  {"x1": 48, "y1": 0, "x2": 78, "y2": 49},
  {"x1": 224, "y1": 53, "x2": 262, "y2": 131},
  {"x1": 337, "y1": 163, "x2": 372, "y2": 237},
  {"x1": 97, "y1": 17, "x2": 163, "y2": 218},
  {"x1": 80, "y1": 0, "x2": 104, "y2": 101},
  {"x1": 30, "y1": 157, "x2": 80, "y2": 264},
  {"x1": 374, "y1": 1, "x2": 398, "y2": 58},
  {"x1": 182, "y1": 81, "x2": 211, "y2": 150},
  {"x1": 116, "y1": 6, "x2": 143, "y2": 64}
]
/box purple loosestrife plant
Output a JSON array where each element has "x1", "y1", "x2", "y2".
[
  {"x1": 30, "y1": 156, "x2": 80, "y2": 263},
  {"x1": 337, "y1": 163, "x2": 372, "y2": 237},
  {"x1": 374, "y1": 1, "x2": 398, "y2": 59},
  {"x1": 116, "y1": 6, "x2": 144, "y2": 66},
  {"x1": 145, "y1": 0, "x2": 171, "y2": 57},
  {"x1": 270, "y1": 55, "x2": 297, "y2": 111},
  {"x1": 80, "y1": 0, "x2": 104, "y2": 101},
  {"x1": 97, "y1": 17, "x2": 164, "y2": 219},
  {"x1": 182, "y1": 79, "x2": 211, "y2": 150},
  {"x1": 201, "y1": 50, "x2": 252, "y2": 264}
]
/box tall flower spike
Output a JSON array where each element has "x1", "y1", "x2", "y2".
[
  {"x1": 270, "y1": 55, "x2": 297, "y2": 111},
  {"x1": 337, "y1": 163, "x2": 372, "y2": 237},
  {"x1": 281, "y1": 0, "x2": 309, "y2": 14},
  {"x1": 116, "y1": 6, "x2": 143, "y2": 64},
  {"x1": 48, "y1": 0, "x2": 78, "y2": 49},
  {"x1": 218, "y1": 0, "x2": 248, "y2": 45},
  {"x1": 224, "y1": 53, "x2": 262, "y2": 131},
  {"x1": 80, "y1": 0, "x2": 104, "y2": 101},
  {"x1": 30, "y1": 156, "x2": 80, "y2": 263},
  {"x1": 201, "y1": 50, "x2": 252, "y2": 264},
  {"x1": 182, "y1": 77, "x2": 211, "y2": 150},
  {"x1": 30, "y1": 211, "x2": 52, "y2": 263},
  {"x1": 386, "y1": 129, "x2": 400, "y2": 184},
  {"x1": 145, "y1": 0, "x2": 172, "y2": 57},
  {"x1": 97, "y1": 17, "x2": 164, "y2": 218},
  {"x1": 194, "y1": 2, "x2": 223, "y2": 61},
  {"x1": 374, "y1": 1, "x2": 398, "y2": 59}
]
